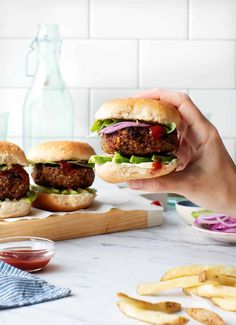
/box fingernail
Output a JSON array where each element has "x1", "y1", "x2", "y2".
[{"x1": 128, "y1": 180, "x2": 144, "y2": 190}]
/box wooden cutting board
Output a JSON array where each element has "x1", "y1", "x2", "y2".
[{"x1": 0, "y1": 208, "x2": 163, "y2": 241}]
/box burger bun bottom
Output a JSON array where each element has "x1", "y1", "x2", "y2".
[
  {"x1": 32, "y1": 191, "x2": 96, "y2": 212},
  {"x1": 95, "y1": 159, "x2": 179, "y2": 183},
  {"x1": 0, "y1": 199, "x2": 31, "y2": 219}
]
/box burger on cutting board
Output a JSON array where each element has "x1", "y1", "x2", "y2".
[
  {"x1": 28, "y1": 141, "x2": 96, "y2": 212},
  {"x1": 0, "y1": 141, "x2": 36, "y2": 218},
  {"x1": 89, "y1": 98, "x2": 181, "y2": 183}
]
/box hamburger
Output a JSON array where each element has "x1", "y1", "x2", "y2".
[
  {"x1": 89, "y1": 98, "x2": 181, "y2": 183},
  {"x1": 28, "y1": 141, "x2": 96, "y2": 212},
  {"x1": 0, "y1": 141, "x2": 36, "y2": 218}
]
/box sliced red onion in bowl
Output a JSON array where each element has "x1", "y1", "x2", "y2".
[
  {"x1": 194, "y1": 214, "x2": 236, "y2": 233},
  {"x1": 99, "y1": 121, "x2": 151, "y2": 134}
]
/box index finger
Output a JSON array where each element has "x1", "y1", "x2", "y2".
[
  {"x1": 134, "y1": 88, "x2": 188, "y2": 108},
  {"x1": 134, "y1": 88, "x2": 208, "y2": 128}
]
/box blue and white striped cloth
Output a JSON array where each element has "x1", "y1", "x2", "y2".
[{"x1": 0, "y1": 261, "x2": 71, "y2": 309}]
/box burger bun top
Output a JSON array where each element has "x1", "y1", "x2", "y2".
[
  {"x1": 28, "y1": 141, "x2": 96, "y2": 163},
  {"x1": 95, "y1": 98, "x2": 181, "y2": 127},
  {"x1": 0, "y1": 141, "x2": 28, "y2": 166}
]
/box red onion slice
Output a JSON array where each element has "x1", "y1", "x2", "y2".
[
  {"x1": 99, "y1": 121, "x2": 151, "y2": 134},
  {"x1": 195, "y1": 214, "x2": 228, "y2": 225},
  {"x1": 194, "y1": 213, "x2": 236, "y2": 233}
]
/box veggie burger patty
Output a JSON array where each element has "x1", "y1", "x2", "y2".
[
  {"x1": 32, "y1": 162, "x2": 95, "y2": 190},
  {"x1": 101, "y1": 127, "x2": 178, "y2": 156}
]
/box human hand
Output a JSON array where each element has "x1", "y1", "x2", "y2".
[{"x1": 128, "y1": 89, "x2": 236, "y2": 214}]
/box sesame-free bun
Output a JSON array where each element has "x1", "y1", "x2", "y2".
[
  {"x1": 95, "y1": 98, "x2": 181, "y2": 127},
  {"x1": 28, "y1": 141, "x2": 96, "y2": 163},
  {"x1": 0, "y1": 141, "x2": 28, "y2": 166},
  {"x1": 32, "y1": 191, "x2": 96, "y2": 212},
  {"x1": 94, "y1": 159, "x2": 179, "y2": 183},
  {"x1": 0, "y1": 199, "x2": 31, "y2": 219}
]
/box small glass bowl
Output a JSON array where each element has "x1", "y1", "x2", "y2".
[{"x1": 0, "y1": 236, "x2": 55, "y2": 272}]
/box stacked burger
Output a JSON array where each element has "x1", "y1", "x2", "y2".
[{"x1": 90, "y1": 98, "x2": 181, "y2": 183}]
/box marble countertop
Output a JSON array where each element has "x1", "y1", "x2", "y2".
[{"x1": 1, "y1": 208, "x2": 236, "y2": 325}]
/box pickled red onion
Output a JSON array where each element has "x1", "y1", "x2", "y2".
[
  {"x1": 99, "y1": 121, "x2": 150, "y2": 134},
  {"x1": 194, "y1": 214, "x2": 236, "y2": 233}
]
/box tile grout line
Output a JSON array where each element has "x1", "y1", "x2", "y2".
[
  {"x1": 88, "y1": 0, "x2": 91, "y2": 38},
  {"x1": 187, "y1": 0, "x2": 190, "y2": 40},
  {"x1": 1, "y1": 86, "x2": 236, "y2": 90},
  {"x1": 234, "y1": 138, "x2": 236, "y2": 162},
  {"x1": 137, "y1": 39, "x2": 140, "y2": 88},
  {"x1": 235, "y1": 40, "x2": 236, "y2": 88},
  {"x1": 88, "y1": 88, "x2": 91, "y2": 132},
  {"x1": 0, "y1": 37, "x2": 235, "y2": 42}
]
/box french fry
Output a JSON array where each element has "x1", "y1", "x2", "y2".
[
  {"x1": 117, "y1": 299, "x2": 189, "y2": 325},
  {"x1": 137, "y1": 275, "x2": 206, "y2": 296},
  {"x1": 161, "y1": 265, "x2": 236, "y2": 281},
  {"x1": 215, "y1": 266, "x2": 236, "y2": 278},
  {"x1": 200, "y1": 270, "x2": 236, "y2": 286},
  {"x1": 161, "y1": 265, "x2": 214, "y2": 281},
  {"x1": 185, "y1": 308, "x2": 225, "y2": 325},
  {"x1": 212, "y1": 297, "x2": 236, "y2": 312},
  {"x1": 182, "y1": 288, "x2": 196, "y2": 296},
  {"x1": 189, "y1": 283, "x2": 236, "y2": 298},
  {"x1": 117, "y1": 293, "x2": 182, "y2": 313}
]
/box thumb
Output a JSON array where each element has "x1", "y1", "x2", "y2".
[{"x1": 127, "y1": 170, "x2": 186, "y2": 194}]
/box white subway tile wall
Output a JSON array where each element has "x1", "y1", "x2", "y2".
[
  {"x1": 0, "y1": 0, "x2": 235, "y2": 160},
  {"x1": 140, "y1": 40, "x2": 235, "y2": 88},
  {"x1": 90, "y1": 0, "x2": 188, "y2": 39},
  {"x1": 0, "y1": 0, "x2": 88, "y2": 38},
  {"x1": 61, "y1": 40, "x2": 138, "y2": 88},
  {"x1": 190, "y1": 0, "x2": 236, "y2": 39}
]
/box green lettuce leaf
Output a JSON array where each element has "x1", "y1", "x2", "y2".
[
  {"x1": 31, "y1": 185, "x2": 96, "y2": 196},
  {"x1": 0, "y1": 191, "x2": 37, "y2": 203},
  {"x1": 112, "y1": 152, "x2": 130, "y2": 163},
  {"x1": 29, "y1": 160, "x2": 93, "y2": 168},
  {"x1": 165, "y1": 123, "x2": 176, "y2": 134},
  {"x1": 152, "y1": 154, "x2": 175, "y2": 164},
  {"x1": 89, "y1": 153, "x2": 176, "y2": 165},
  {"x1": 90, "y1": 119, "x2": 120, "y2": 132},
  {"x1": 89, "y1": 155, "x2": 112, "y2": 164},
  {"x1": 91, "y1": 119, "x2": 177, "y2": 134},
  {"x1": 130, "y1": 155, "x2": 152, "y2": 164},
  {"x1": 22, "y1": 190, "x2": 37, "y2": 203},
  {"x1": 191, "y1": 210, "x2": 213, "y2": 219},
  {"x1": 0, "y1": 164, "x2": 8, "y2": 170}
]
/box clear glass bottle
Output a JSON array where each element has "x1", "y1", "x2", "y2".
[{"x1": 23, "y1": 24, "x2": 74, "y2": 153}]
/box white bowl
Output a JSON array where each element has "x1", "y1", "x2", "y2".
[
  {"x1": 192, "y1": 224, "x2": 236, "y2": 244},
  {"x1": 175, "y1": 200, "x2": 201, "y2": 225}
]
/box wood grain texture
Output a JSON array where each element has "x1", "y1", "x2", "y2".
[{"x1": 0, "y1": 208, "x2": 153, "y2": 241}]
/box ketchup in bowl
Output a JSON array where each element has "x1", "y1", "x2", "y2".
[{"x1": 0, "y1": 236, "x2": 54, "y2": 272}]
